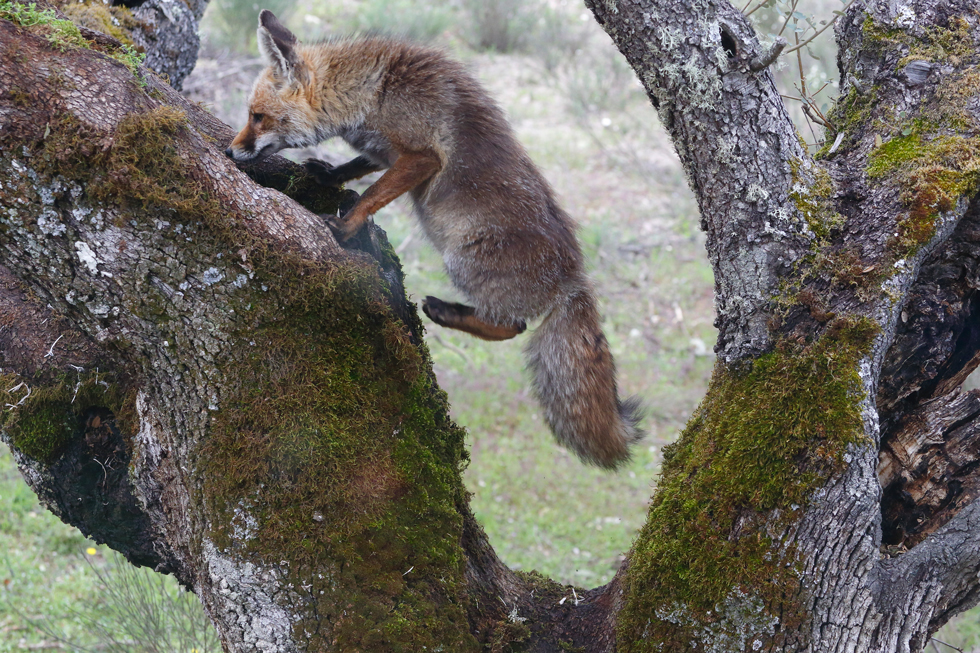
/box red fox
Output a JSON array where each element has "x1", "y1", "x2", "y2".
[{"x1": 226, "y1": 10, "x2": 643, "y2": 468}]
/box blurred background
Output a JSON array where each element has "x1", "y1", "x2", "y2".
[{"x1": 4, "y1": 0, "x2": 979, "y2": 650}]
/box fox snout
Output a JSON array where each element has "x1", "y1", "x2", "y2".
[{"x1": 226, "y1": 126, "x2": 259, "y2": 162}]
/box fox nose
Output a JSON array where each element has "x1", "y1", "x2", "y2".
[{"x1": 224, "y1": 147, "x2": 234, "y2": 159}]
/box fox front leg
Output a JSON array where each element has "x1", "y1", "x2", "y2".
[
  {"x1": 325, "y1": 149, "x2": 440, "y2": 242},
  {"x1": 304, "y1": 156, "x2": 383, "y2": 187}
]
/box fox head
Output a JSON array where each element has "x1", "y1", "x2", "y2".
[{"x1": 225, "y1": 10, "x2": 320, "y2": 162}]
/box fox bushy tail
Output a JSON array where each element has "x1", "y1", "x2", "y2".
[{"x1": 525, "y1": 291, "x2": 644, "y2": 469}]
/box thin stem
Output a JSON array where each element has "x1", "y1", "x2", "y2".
[
  {"x1": 783, "y1": 0, "x2": 859, "y2": 54},
  {"x1": 795, "y1": 33, "x2": 807, "y2": 98},
  {"x1": 743, "y1": 0, "x2": 769, "y2": 17},
  {"x1": 776, "y1": 0, "x2": 800, "y2": 37}
]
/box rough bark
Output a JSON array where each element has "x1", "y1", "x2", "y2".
[{"x1": 4, "y1": 0, "x2": 980, "y2": 651}]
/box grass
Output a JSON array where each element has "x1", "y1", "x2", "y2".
[{"x1": 0, "y1": 444, "x2": 219, "y2": 652}]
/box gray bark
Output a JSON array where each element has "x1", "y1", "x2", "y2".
[{"x1": 4, "y1": 0, "x2": 980, "y2": 651}]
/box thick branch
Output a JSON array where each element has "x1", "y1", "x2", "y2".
[
  {"x1": 0, "y1": 16, "x2": 624, "y2": 651},
  {"x1": 584, "y1": 0, "x2": 810, "y2": 362},
  {"x1": 879, "y1": 496, "x2": 980, "y2": 639}
]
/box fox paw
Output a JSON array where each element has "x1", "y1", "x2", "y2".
[
  {"x1": 422, "y1": 296, "x2": 471, "y2": 327},
  {"x1": 304, "y1": 158, "x2": 342, "y2": 187},
  {"x1": 325, "y1": 214, "x2": 360, "y2": 242}
]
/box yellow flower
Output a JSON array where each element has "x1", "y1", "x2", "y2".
[{"x1": 86, "y1": 547, "x2": 97, "y2": 555}]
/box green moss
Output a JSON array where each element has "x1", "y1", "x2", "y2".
[
  {"x1": 898, "y1": 16, "x2": 975, "y2": 67},
  {"x1": 8, "y1": 86, "x2": 31, "y2": 107},
  {"x1": 198, "y1": 259, "x2": 477, "y2": 650},
  {"x1": 488, "y1": 619, "x2": 531, "y2": 653},
  {"x1": 36, "y1": 108, "x2": 227, "y2": 233},
  {"x1": 0, "y1": 0, "x2": 145, "y2": 80},
  {"x1": 11, "y1": 85, "x2": 473, "y2": 648},
  {"x1": 59, "y1": 2, "x2": 139, "y2": 46},
  {"x1": 0, "y1": 1, "x2": 86, "y2": 50},
  {"x1": 789, "y1": 159, "x2": 844, "y2": 241},
  {"x1": 0, "y1": 372, "x2": 136, "y2": 463},
  {"x1": 819, "y1": 86, "x2": 878, "y2": 157},
  {"x1": 867, "y1": 124, "x2": 980, "y2": 258},
  {"x1": 860, "y1": 13, "x2": 974, "y2": 63},
  {"x1": 616, "y1": 317, "x2": 878, "y2": 651},
  {"x1": 0, "y1": 0, "x2": 55, "y2": 26}
]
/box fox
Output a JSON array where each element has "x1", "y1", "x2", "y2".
[{"x1": 226, "y1": 10, "x2": 644, "y2": 468}]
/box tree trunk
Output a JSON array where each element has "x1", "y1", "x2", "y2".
[{"x1": 4, "y1": 0, "x2": 980, "y2": 651}]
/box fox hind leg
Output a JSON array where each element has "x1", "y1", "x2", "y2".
[{"x1": 422, "y1": 296, "x2": 526, "y2": 341}]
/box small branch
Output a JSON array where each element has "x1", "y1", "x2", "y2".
[
  {"x1": 847, "y1": 73, "x2": 866, "y2": 95},
  {"x1": 803, "y1": 104, "x2": 834, "y2": 130},
  {"x1": 783, "y1": 0, "x2": 859, "y2": 55},
  {"x1": 743, "y1": 0, "x2": 769, "y2": 17},
  {"x1": 931, "y1": 638, "x2": 964, "y2": 652},
  {"x1": 776, "y1": 0, "x2": 800, "y2": 38},
  {"x1": 750, "y1": 37, "x2": 787, "y2": 71}
]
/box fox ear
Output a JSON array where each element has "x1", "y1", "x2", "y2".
[{"x1": 257, "y1": 10, "x2": 308, "y2": 84}]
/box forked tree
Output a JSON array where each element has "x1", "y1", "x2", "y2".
[{"x1": 2, "y1": 0, "x2": 980, "y2": 651}]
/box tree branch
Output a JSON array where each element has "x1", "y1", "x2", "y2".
[
  {"x1": 879, "y1": 496, "x2": 980, "y2": 637},
  {"x1": 584, "y1": 0, "x2": 810, "y2": 363}
]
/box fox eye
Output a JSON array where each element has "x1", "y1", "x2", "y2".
[{"x1": 251, "y1": 113, "x2": 264, "y2": 123}]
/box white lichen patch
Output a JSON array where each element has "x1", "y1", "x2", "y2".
[
  {"x1": 682, "y1": 57, "x2": 724, "y2": 110},
  {"x1": 74, "y1": 241, "x2": 101, "y2": 275},
  {"x1": 202, "y1": 539, "x2": 300, "y2": 653},
  {"x1": 895, "y1": 5, "x2": 916, "y2": 29},
  {"x1": 655, "y1": 588, "x2": 777, "y2": 653},
  {"x1": 715, "y1": 136, "x2": 737, "y2": 166},
  {"x1": 37, "y1": 208, "x2": 67, "y2": 237},
  {"x1": 232, "y1": 499, "x2": 260, "y2": 542},
  {"x1": 202, "y1": 267, "x2": 224, "y2": 286},
  {"x1": 746, "y1": 184, "x2": 770, "y2": 205}
]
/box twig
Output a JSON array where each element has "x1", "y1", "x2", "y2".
[
  {"x1": 394, "y1": 229, "x2": 416, "y2": 256},
  {"x1": 777, "y1": 0, "x2": 800, "y2": 38},
  {"x1": 429, "y1": 333, "x2": 473, "y2": 367},
  {"x1": 930, "y1": 638, "x2": 963, "y2": 652},
  {"x1": 750, "y1": 37, "x2": 787, "y2": 71},
  {"x1": 743, "y1": 0, "x2": 769, "y2": 17},
  {"x1": 795, "y1": 33, "x2": 807, "y2": 98},
  {"x1": 783, "y1": 0, "x2": 859, "y2": 54},
  {"x1": 803, "y1": 104, "x2": 834, "y2": 130},
  {"x1": 44, "y1": 334, "x2": 63, "y2": 358},
  {"x1": 847, "y1": 72, "x2": 866, "y2": 95}
]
